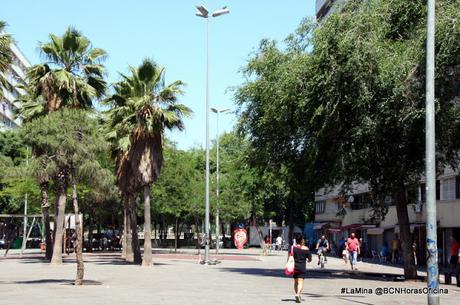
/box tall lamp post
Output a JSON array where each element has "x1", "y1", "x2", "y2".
[
  {"x1": 425, "y1": 0, "x2": 439, "y2": 304},
  {"x1": 211, "y1": 107, "x2": 230, "y2": 254},
  {"x1": 195, "y1": 4, "x2": 230, "y2": 264}
]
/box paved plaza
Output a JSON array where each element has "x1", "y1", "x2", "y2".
[{"x1": 0, "y1": 249, "x2": 459, "y2": 305}]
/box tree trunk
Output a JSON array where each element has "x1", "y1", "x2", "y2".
[
  {"x1": 40, "y1": 181, "x2": 53, "y2": 261},
  {"x1": 88, "y1": 212, "x2": 93, "y2": 253},
  {"x1": 123, "y1": 199, "x2": 133, "y2": 262},
  {"x1": 51, "y1": 171, "x2": 67, "y2": 265},
  {"x1": 121, "y1": 201, "x2": 127, "y2": 259},
  {"x1": 255, "y1": 225, "x2": 267, "y2": 256},
  {"x1": 71, "y1": 172, "x2": 84, "y2": 285},
  {"x1": 174, "y1": 217, "x2": 179, "y2": 253},
  {"x1": 142, "y1": 186, "x2": 153, "y2": 266},
  {"x1": 396, "y1": 187, "x2": 417, "y2": 279},
  {"x1": 129, "y1": 195, "x2": 142, "y2": 264}
]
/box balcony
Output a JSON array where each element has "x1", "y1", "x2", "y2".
[{"x1": 316, "y1": 0, "x2": 330, "y2": 16}]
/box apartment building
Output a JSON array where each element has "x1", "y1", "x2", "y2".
[
  {"x1": 0, "y1": 40, "x2": 31, "y2": 131},
  {"x1": 314, "y1": 167, "x2": 460, "y2": 266},
  {"x1": 315, "y1": 0, "x2": 348, "y2": 21}
]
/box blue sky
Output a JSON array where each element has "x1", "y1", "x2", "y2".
[{"x1": 1, "y1": 1, "x2": 315, "y2": 149}]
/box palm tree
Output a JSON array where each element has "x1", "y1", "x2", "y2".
[
  {"x1": 105, "y1": 59, "x2": 191, "y2": 266},
  {"x1": 0, "y1": 21, "x2": 12, "y2": 100},
  {"x1": 16, "y1": 27, "x2": 107, "y2": 265}
]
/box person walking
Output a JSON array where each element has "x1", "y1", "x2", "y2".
[
  {"x1": 287, "y1": 234, "x2": 312, "y2": 303},
  {"x1": 449, "y1": 236, "x2": 460, "y2": 272},
  {"x1": 391, "y1": 234, "x2": 400, "y2": 264},
  {"x1": 346, "y1": 233, "x2": 360, "y2": 270}
]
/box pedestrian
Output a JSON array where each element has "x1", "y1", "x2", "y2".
[
  {"x1": 359, "y1": 238, "x2": 366, "y2": 262},
  {"x1": 287, "y1": 234, "x2": 312, "y2": 303},
  {"x1": 338, "y1": 236, "x2": 345, "y2": 258},
  {"x1": 276, "y1": 235, "x2": 283, "y2": 250},
  {"x1": 449, "y1": 236, "x2": 460, "y2": 272},
  {"x1": 380, "y1": 242, "x2": 389, "y2": 262},
  {"x1": 346, "y1": 233, "x2": 360, "y2": 270},
  {"x1": 391, "y1": 234, "x2": 400, "y2": 264}
]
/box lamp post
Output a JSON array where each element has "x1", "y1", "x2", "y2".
[
  {"x1": 425, "y1": 0, "x2": 439, "y2": 304},
  {"x1": 195, "y1": 4, "x2": 229, "y2": 264},
  {"x1": 211, "y1": 107, "x2": 230, "y2": 254}
]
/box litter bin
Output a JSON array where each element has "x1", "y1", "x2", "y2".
[{"x1": 11, "y1": 237, "x2": 23, "y2": 249}]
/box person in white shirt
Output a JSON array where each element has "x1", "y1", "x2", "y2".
[{"x1": 276, "y1": 236, "x2": 283, "y2": 250}]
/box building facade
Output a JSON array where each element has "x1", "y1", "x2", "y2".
[
  {"x1": 315, "y1": 0, "x2": 348, "y2": 21},
  {"x1": 1, "y1": 40, "x2": 31, "y2": 131},
  {"x1": 314, "y1": 167, "x2": 460, "y2": 266}
]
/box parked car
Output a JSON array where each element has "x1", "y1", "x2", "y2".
[
  {"x1": 0, "y1": 236, "x2": 8, "y2": 249},
  {"x1": 84, "y1": 231, "x2": 121, "y2": 252}
]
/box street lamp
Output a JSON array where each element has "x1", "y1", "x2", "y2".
[
  {"x1": 195, "y1": 5, "x2": 229, "y2": 265},
  {"x1": 211, "y1": 107, "x2": 230, "y2": 254},
  {"x1": 425, "y1": 1, "x2": 439, "y2": 305}
]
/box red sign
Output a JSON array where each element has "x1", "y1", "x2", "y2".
[{"x1": 234, "y1": 228, "x2": 248, "y2": 249}]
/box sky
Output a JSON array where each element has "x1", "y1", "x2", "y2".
[{"x1": 1, "y1": 1, "x2": 315, "y2": 150}]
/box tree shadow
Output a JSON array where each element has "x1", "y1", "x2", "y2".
[
  {"x1": 219, "y1": 267, "x2": 407, "y2": 282},
  {"x1": 8, "y1": 279, "x2": 102, "y2": 285}
]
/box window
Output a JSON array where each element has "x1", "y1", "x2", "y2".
[
  {"x1": 350, "y1": 192, "x2": 373, "y2": 210},
  {"x1": 315, "y1": 200, "x2": 326, "y2": 214},
  {"x1": 421, "y1": 180, "x2": 441, "y2": 202},
  {"x1": 456, "y1": 176, "x2": 460, "y2": 199},
  {"x1": 441, "y1": 177, "x2": 456, "y2": 201}
]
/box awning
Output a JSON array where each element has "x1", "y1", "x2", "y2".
[
  {"x1": 360, "y1": 224, "x2": 376, "y2": 229},
  {"x1": 313, "y1": 223, "x2": 327, "y2": 230},
  {"x1": 394, "y1": 224, "x2": 425, "y2": 234},
  {"x1": 340, "y1": 224, "x2": 363, "y2": 231},
  {"x1": 367, "y1": 228, "x2": 384, "y2": 235},
  {"x1": 328, "y1": 228, "x2": 342, "y2": 233}
]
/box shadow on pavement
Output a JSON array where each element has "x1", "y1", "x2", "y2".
[
  {"x1": 7, "y1": 279, "x2": 103, "y2": 285},
  {"x1": 281, "y1": 293, "x2": 374, "y2": 305},
  {"x1": 219, "y1": 267, "x2": 406, "y2": 282}
]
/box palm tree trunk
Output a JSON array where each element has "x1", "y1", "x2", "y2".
[
  {"x1": 123, "y1": 198, "x2": 133, "y2": 261},
  {"x1": 51, "y1": 171, "x2": 68, "y2": 265},
  {"x1": 40, "y1": 181, "x2": 53, "y2": 260},
  {"x1": 129, "y1": 195, "x2": 142, "y2": 264},
  {"x1": 142, "y1": 185, "x2": 153, "y2": 266},
  {"x1": 71, "y1": 172, "x2": 84, "y2": 285}
]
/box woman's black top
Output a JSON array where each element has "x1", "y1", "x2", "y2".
[{"x1": 291, "y1": 246, "x2": 312, "y2": 273}]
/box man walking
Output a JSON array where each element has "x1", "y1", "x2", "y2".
[{"x1": 346, "y1": 233, "x2": 360, "y2": 270}]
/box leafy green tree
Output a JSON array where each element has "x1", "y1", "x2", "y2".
[
  {"x1": 104, "y1": 59, "x2": 191, "y2": 266},
  {"x1": 235, "y1": 35, "x2": 316, "y2": 239},
  {"x1": 237, "y1": 0, "x2": 460, "y2": 278},
  {"x1": 22, "y1": 109, "x2": 107, "y2": 285},
  {"x1": 15, "y1": 27, "x2": 107, "y2": 264}
]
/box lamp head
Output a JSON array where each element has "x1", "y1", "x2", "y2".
[
  {"x1": 212, "y1": 7, "x2": 230, "y2": 17},
  {"x1": 196, "y1": 5, "x2": 209, "y2": 18}
]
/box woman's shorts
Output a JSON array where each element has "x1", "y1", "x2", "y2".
[{"x1": 293, "y1": 271, "x2": 306, "y2": 279}]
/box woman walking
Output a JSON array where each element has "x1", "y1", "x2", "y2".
[{"x1": 287, "y1": 235, "x2": 312, "y2": 303}]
